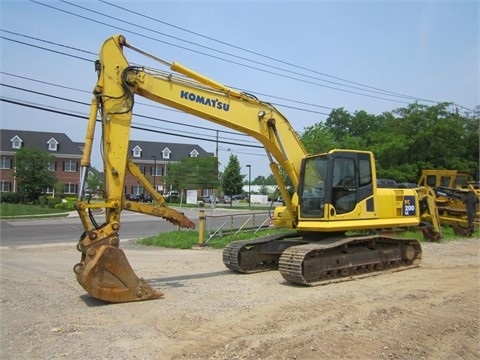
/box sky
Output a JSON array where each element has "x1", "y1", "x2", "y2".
[{"x1": 1, "y1": 0, "x2": 478, "y2": 180}]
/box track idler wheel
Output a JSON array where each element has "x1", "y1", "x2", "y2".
[{"x1": 74, "y1": 245, "x2": 163, "y2": 303}]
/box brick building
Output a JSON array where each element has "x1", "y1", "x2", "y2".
[
  {"x1": 0, "y1": 129, "x2": 213, "y2": 196},
  {"x1": 0, "y1": 129, "x2": 83, "y2": 194},
  {"x1": 123, "y1": 139, "x2": 213, "y2": 195}
]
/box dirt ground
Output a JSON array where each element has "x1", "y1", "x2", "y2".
[{"x1": 0, "y1": 237, "x2": 479, "y2": 360}]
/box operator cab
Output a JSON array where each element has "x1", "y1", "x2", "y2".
[{"x1": 299, "y1": 150, "x2": 374, "y2": 218}]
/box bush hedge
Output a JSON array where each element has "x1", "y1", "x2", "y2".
[{"x1": 0, "y1": 193, "x2": 77, "y2": 210}]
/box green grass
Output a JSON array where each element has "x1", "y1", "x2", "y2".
[
  {"x1": 2, "y1": 202, "x2": 468, "y2": 247},
  {"x1": 138, "y1": 225, "x2": 465, "y2": 250},
  {"x1": 349, "y1": 225, "x2": 462, "y2": 243},
  {"x1": 401, "y1": 225, "x2": 462, "y2": 242},
  {"x1": 138, "y1": 227, "x2": 291, "y2": 249},
  {"x1": 0, "y1": 203, "x2": 71, "y2": 218}
]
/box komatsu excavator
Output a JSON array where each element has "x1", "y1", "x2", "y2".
[{"x1": 75, "y1": 35, "x2": 439, "y2": 303}]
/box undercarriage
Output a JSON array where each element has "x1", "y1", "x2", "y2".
[{"x1": 223, "y1": 233, "x2": 422, "y2": 285}]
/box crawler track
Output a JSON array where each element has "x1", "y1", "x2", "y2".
[
  {"x1": 279, "y1": 235, "x2": 422, "y2": 286},
  {"x1": 223, "y1": 234, "x2": 422, "y2": 286},
  {"x1": 222, "y1": 232, "x2": 302, "y2": 273}
]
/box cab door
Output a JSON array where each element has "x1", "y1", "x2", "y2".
[{"x1": 329, "y1": 152, "x2": 374, "y2": 215}]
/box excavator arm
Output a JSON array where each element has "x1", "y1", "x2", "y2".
[
  {"x1": 119, "y1": 36, "x2": 307, "y2": 209},
  {"x1": 74, "y1": 35, "x2": 308, "y2": 302}
]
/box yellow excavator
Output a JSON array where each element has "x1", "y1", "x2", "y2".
[
  {"x1": 417, "y1": 170, "x2": 479, "y2": 235},
  {"x1": 74, "y1": 35, "x2": 441, "y2": 303}
]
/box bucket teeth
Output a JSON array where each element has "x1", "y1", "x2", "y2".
[{"x1": 75, "y1": 245, "x2": 163, "y2": 303}]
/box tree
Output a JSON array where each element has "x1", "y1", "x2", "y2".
[
  {"x1": 252, "y1": 175, "x2": 266, "y2": 185},
  {"x1": 265, "y1": 174, "x2": 277, "y2": 185},
  {"x1": 463, "y1": 106, "x2": 480, "y2": 178},
  {"x1": 178, "y1": 157, "x2": 219, "y2": 190},
  {"x1": 86, "y1": 169, "x2": 103, "y2": 194},
  {"x1": 259, "y1": 185, "x2": 269, "y2": 195},
  {"x1": 164, "y1": 163, "x2": 181, "y2": 193},
  {"x1": 301, "y1": 122, "x2": 335, "y2": 154},
  {"x1": 387, "y1": 102, "x2": 478, "y2": 181},
  {"x1": 14, "y1": 146, "x2": 56, "y2": 202},
  {"x1": 222, "y1": 154, "x2": 244, "y2": 199},
  {"x1": 323, "y1": 108, "x2": 381, "y2": 150},
  {"x1": 301, "y1": 103, "x2": 479, "y2": 182}
]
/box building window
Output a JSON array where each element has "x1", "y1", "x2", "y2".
[
  {"x1": 0, "y1": 181, "x2": 12, "y2": 192},
  {"x1": 48, "y1": 161, "x2": 56, "y2": 171},
  {"x1": 190, "y1": 149, "x2": 199, "y2": 158},
  {"x1": 64, "y1": 160, "x2": 77, "y2": 172},
  {"x1": 162, "y1": 147, "x2": 171, "y2": 159},
  {"x1": 0, "y1": 157, "x2": 12, "y2": 169},
  {"x1": 64, "y1": 183, "x2": 77, "y2": 194},
  {"x1": 47, "y1": 138, "x2": 59, "y2": 151},
  {"x1": 151, "y1": 165, "x2": 162, "y2": 176},
  {"x1": 132, "y1": 145, "x2": 142, "y2": 158},
  {"x1": 10, "y1": 135, "x2": 22, "y2": 149}
]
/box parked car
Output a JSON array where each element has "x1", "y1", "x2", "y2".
[
  {"x1": 232, "y1": 194, "x2": 246, "y2": 200},
  {"x1": 141, "y1": 193, "x2": 153, "y2": 202},
  {"x1": 165, "y1": 191, "x2": 180, "y2": 201},
  {"x1": 125, "y1": 193, "x2": 140, "y2": 201},
  {"x1": 377, "y1": 179, "x2": 397, "y2": 188},
  {"x1": 202, "y1": 195, "x2": 219, "y2": 203},
  {"x1": 221, "y1": 195, "x2": 232, "y2": 204}
]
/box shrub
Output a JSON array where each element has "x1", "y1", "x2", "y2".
[
  {"x1": 0, "y1": 192, "x2": 24, "y2": 204},
  {"x1": 48, "y1": 197, "x2": 63, "y2": 209},
  {"x1": 54, "y1": 202, "x2": 72, "y2": 211},
  {"x1": 38, "y1": 195, "x2": 48, "y2": 208},
  {"x1": 54, "y1": 197, "x2": 76, "y2": 211}
]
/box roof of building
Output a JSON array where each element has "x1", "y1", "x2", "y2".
[
  {"x1": 0, "y1": 129, "x2": 83, "y2": 155},
  {"x1": 129, "y1": 139, "x2": 213, "y2": 162},
  {"x1": 0, "y1": 129, "x2": 214, "y2": 161}
]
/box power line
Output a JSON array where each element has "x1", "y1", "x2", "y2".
[
  {"x1": 0, "y1": 77, "x2": 258, "y2": 144},
  {"x1": 0, "y1": 71, "x2": 89, "y2": 94},
  {"x1": 0, "y1": 84, "x2": 262, "y2": 147},
  {"x1": 97, "y1": 0, "x2": 434, "y2": 103},
  {"x1": 0, "y1": 33, "x2": 331, "y2": 115},
  {"x1": 0, "y1": 35, "x2": 92, "y2": 62},
  {"x1": 1, "y1": 29, "x2": 96, "y2": 56},
  {"x1": 3, "y1": 21, "x2": 471, "y2": 120},
  {"x1": 28, "y1": 0, "x2": 435, "y2": 105},
  {"x1": 1, "y1": 96, "x2": 265, "y2": 149}
]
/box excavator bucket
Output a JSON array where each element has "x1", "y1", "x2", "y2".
[{"x1": 74, "y1": 245, "x2": 163, "y2": 303}]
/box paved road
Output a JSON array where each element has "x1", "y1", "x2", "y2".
[{"x1": 0, "y1": 206, "x2": 273, "y2": 248}]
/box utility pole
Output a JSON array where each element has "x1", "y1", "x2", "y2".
[
  {"x1": 246, "y1": 164, "x2": 251, "y2": 207},
  {"x1": 151, "y1": 155, "x2": 157, "y2": 191}
]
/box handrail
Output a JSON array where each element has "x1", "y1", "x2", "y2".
[{"x1": 200, "y1": 211, "x2": 272, "y2": 245}]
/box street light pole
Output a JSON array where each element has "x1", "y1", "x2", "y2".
[
  {"x1": 151, "y1": 155, "x2": 157, "y2": 191},
  {"x1": 246, "y1": 164, "x2": 251, "y2": 207}
]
